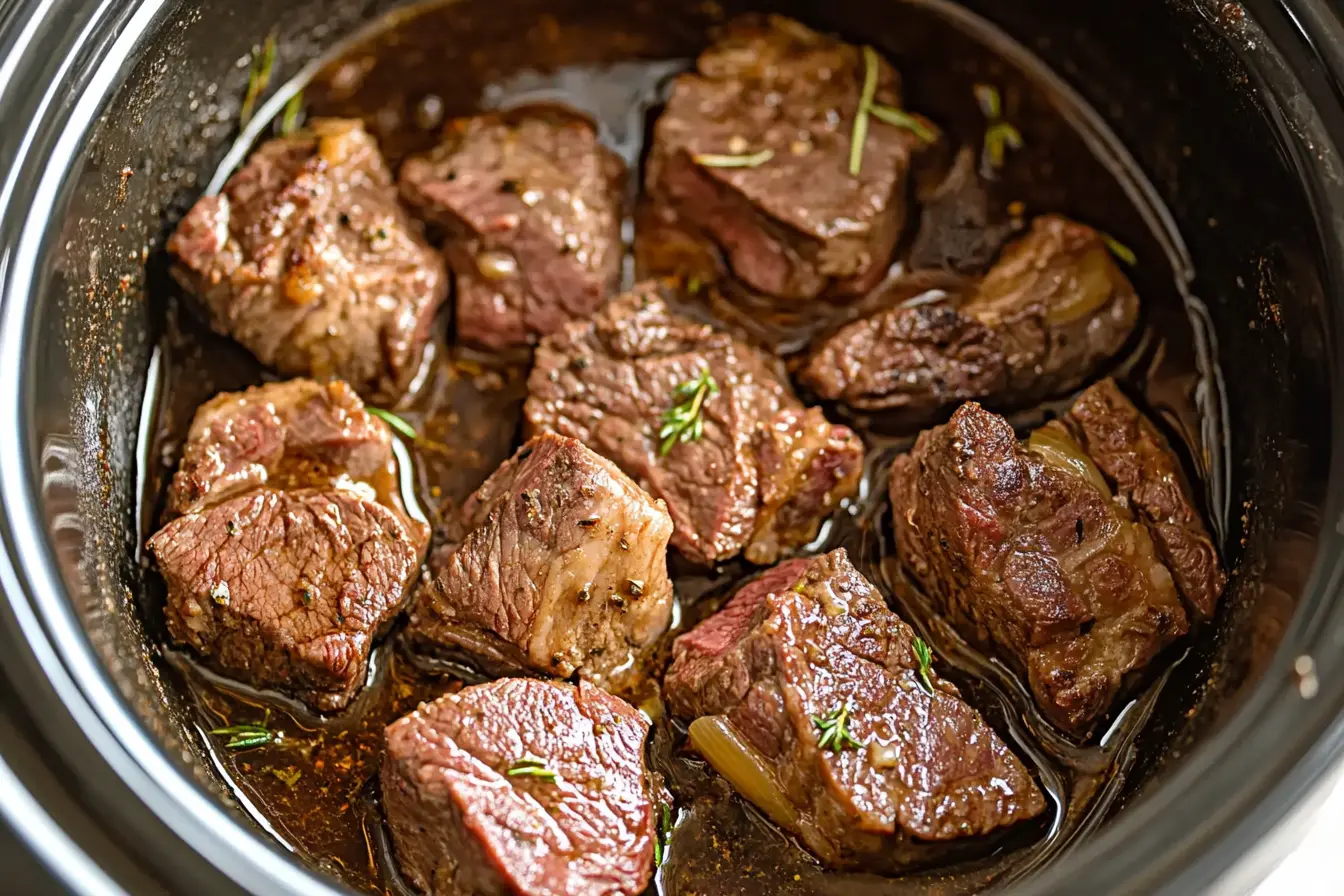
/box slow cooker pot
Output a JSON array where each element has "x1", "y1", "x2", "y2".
[{"x1": 2, "y1": 0, "x2": 1344, "y2": 893}]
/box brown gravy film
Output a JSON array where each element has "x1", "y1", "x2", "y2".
[{"x1": 138, "y1": 1, "x2": 1223, "y2": 893}]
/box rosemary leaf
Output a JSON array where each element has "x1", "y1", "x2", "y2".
[
  {"x1": 912, "y1": 636, "x2": 935, "y2": 696},
  {"x1": 812, "y1": 702, "x2": 864, "y2": 753},
  {"x1": 693, "y1": 149, "x2": 774, "y2": 169},
  {"x1": 868, "y1": 103, "x2": 936, "y2": 142},
  {"x1": 1101, "y1": 232, "x2": 1138, "y2": 266},
  {"x1": 507, "y1": 755, "x2": 560, "y2": 781},
  {"x1": 210, "y1": 721, "x2": 277, "y2": 751},
  {"x1": 280, "y1": 90, "x2": 304, "y2": 136},
  {"x1": 848, "y1": 45, "x2": 881, "y2": 176},
  {"x1": 368, "y1": 407, "x2": 417, "y2": 440},
  {"x1": 658, "y1": 368, "x2": 719, "y2": 457},
  {"x1": 240, "y1": 33, "x2": 278, "y2": 127}
]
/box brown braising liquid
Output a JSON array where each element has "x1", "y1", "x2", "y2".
[{"x1": 136, "y1": 1, "x2": 1226, "y2": 893}]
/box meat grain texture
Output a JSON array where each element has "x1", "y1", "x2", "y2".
[
  {"x1": 526, "y1": 284, "x2": 864, "y2": 566},
  {"x1": 409, "y1": 432, "x2": 674, "y2": 687},
  {"x1": 665, "y1": 549, "x2": 1045, "y2": 867},
  {"x1": 147, "y1": 380, "x2": 428, "y2": 712},
  {"x1": 382, "y1": 678, "x2": 662, "y2": 896},
  {"x1": 168, "y1": 119, "x2": 448, "y2": 402},
  {"x1": 646, "y1": 14, "x2": 930, "y2": 301},
  {"x1": 400, "y1": 105, "x2": 626, "y2": 351},
  {"x1": 889, "y1": 383, "x2": 1224, "y2": 733}
]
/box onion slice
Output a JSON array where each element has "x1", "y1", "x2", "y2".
[
  {"x1": 1028, "y1": 425, "x2": 1111, "y2": 495},
  {"x1": 687, "y1": 716, "x2": 800, "y2": 831}
]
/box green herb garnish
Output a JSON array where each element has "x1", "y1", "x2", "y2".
[
  {"x1": 812, "y1": 702, "x2": 864, "y2": 753},
  {"x1": 658, "y1": 368, "x2": 718, "y2": 457},
  {"x1": 368, "y1": 407, "x2": 417, "y2": 440},
  {"x1": 848, "y1": 45, "x2": 882, "y2": 176},
  {"x1": 239, "y1": 32, "x2": 278, "y2": 127},
  {"x1": 507, "y1": 755, "x2": 560, "y2": 781},
  {"x1": 279, "y1": 90, "x2": 304, "y2": 136},
  {"x1": 271, "y1": 767, "x2": 301, "y2": 787},
  {"x1": 974, "y1": 84, "x2": 1024, "y2": 172},
  {"x1": 868, "y1": 103, "x2": 937, "y2": 142},
  {"x1": 211, "y1": 714, "x2": 277, "y2": 751},
  {"x1": 912, "y1": 636, "x2": 935, "y2": 695},
  {"x1": 654, "y1": 802, "x2": 673, "y2": 866},
  {"x1": 1101, "y1": 232, "x2": 1137, "y2": 266},
  {"x1": 693, "y1": 149, "x2": 775, "y2": 169}
]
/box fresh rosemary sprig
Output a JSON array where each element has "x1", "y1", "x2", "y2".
[
  {"x1": 654, "y1": 802, "x2": 673, "y2": 866},
  {"x1": 812, "y1": 702, "x2": 864, "y2": 753},
  {"x1": 693, "y1": 149, "x2": 774, "y2": 168},
  {"x1": 239, "y1": 32, "x2": 278, "y2": 127},
  {"x1": 658, "y1": 368, "x2": 718, "y2": 457},
  {"x1": 507, "y1": 754, "x2": 560, "y2": 781},
  {"x1": 368, "y1": 407, "x2": 417, "y2": 440},
  {"x1": 279, "y1": 90, "x2": 304, "y2": 136},
  {"x1": 974, "y1": 83, "x2": 1024, "y2": 172},
  {"x1": 850, "y1": 46, "x2": 934, "y2": 177},
  {"x1": 912, "y1": 636, "x2": 935, "y2": 696},
  {"x1": 211, "y1": 711, "x2": 277, "y2": 751},
  {"x1": 1101, "y1": 232, "x2": 1137, "y2": 266}
]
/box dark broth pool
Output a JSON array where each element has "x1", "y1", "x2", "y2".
[{"x1": 137, "y1": 0, "x2": 1226, "y2": 892}]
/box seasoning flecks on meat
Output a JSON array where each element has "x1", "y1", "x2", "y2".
[
  {"x1": 646, "y1": 15, "x2": 930, "y2": 301},
  {"x1": 168, "y1": 119, "x2": 448, "y2": 403},
  {"x1": 399, "y1": 105, "x2": 626, "y2": 351},
  {"x1": 889, "y1": 401, "x2": 1191, "y2": 733},
  {"x1": 382, "y1": 678, "x2": 662, "y2": 896},
  {"x1": 525, "y1": 284, "x2": 864, "y2": 566},
  {"x1": 407, "y1": 432, "x2": 674, "y2": 687},
  {"x1": 1063, "y1": 378, "x2": 1227, "y2": 620},
  {"x1": 802, "y1": 214, "x2": 1139, "y2": 414},
  {"x1": 664, "y1": 549, "x2": 1044, "y2": 867},
  {"x1": 147, "y1": 380, "x2": 428, "y2": 712}
]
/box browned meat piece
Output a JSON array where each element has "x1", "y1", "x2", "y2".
[
  {"x1": 382, "y1": 678, "x2": 661, "y2": 896},
  {"x1": 407, "y1": 432, "x2": 674, "y2": 687},
  {"x1": 664, "y1": 549, "x2": 1044, "y2": 867},
  {"x1": 147, "y1": 380, "x2": 428, "y2": 712},
  {"x1": 889, "y1": 402, "x2": 1190, "y2": 733},
  {"x1": 907, "y1": 147, "x2": 1020, "y2": 275},
  {"x1": 646, "y1": 15, "x2": 928, "y2": 301},
  {"x1": 168, "y1": 119, "x2": 448, "y2": 402},
  {"x1": 525, "y1": 284, "x2": 864, "y2": 565},
  {"x1": 802, "y1": 215, "x2": 1139, "y2": 414},
  {"x1": 1063, "y1": 379, "x2": 1226, "y2": 620},
  {"x1": 400, "y1": 105, "x2": 625, "y2": 351}
]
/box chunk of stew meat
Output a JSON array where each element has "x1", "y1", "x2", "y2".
[
  {"x1": 646, "y1": 14, "x2": 932, "y2": 301},
  {"x1": 147, "y1": 380, "x2": 428, "y2": 712},
  {"x1": 407, "y1": 432, "x2": 675, "y2": 687},
  {"x1": 889, "y1": 381, "x2": 1224, "y2": 733},
  {"x1": 802, "y1": 215, "x2": 1139, "y2": 415},
  {"x1": 168, "y1": 119, "x2": 448, "y2": 402},
  {"x1": 664, "y1": 549, "x2": 1045, "y2": 868},
  {"x1": 400, "y1": 105, "x2": 626, "y2": 351},
  {"x1": 382, "y1": 678, "x2": 663, "y2": 896},
  {"x1": 525, "y1": 283, "x2": 864, "y2": 566}
]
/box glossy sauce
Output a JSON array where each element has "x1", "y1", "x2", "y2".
[{"x1": 138, "y1": 1, "x2": 1226, "y2": 893}]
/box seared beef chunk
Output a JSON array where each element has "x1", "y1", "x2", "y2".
[
  {"x1": 664, "y1": 549, "x2": 1044, "y2": 867},
  {"x1": 168, "y1": 119, "x2": 448, "y2": 402},
  {"x1": 646, "y1": 15, "x2": 928, "y2": 301},
  {"x1": 802, "y1": 215, "x2": 1139, "y2": 414},
  {"x1": 525, "y1": 284, "x2": 864, "y2": 565},
  {"x1": 1062, "y1": 378, "x2": 1226, "y2": 620},
  {"x1": 408, "y1": 432, "x2": 674, "y2": 686},
  {"x1": 889, "y1": 402, "x2": 1192, "y2": 733},
  {"x1": 382, "y1": 678, "x2": 661, "y2": 896},
  {"x1": 400, "y1": 106, "x2": 625, "y2": 351},
  {"x1": 907, "y1": 147, "x2": 1019, "y2": 275},
  {"x1": 148, "y1": 380, "x2": 428, "y2": 712}
]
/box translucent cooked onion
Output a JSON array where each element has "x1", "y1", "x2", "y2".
[
  {"x1": 1044, "y1": 247, "x2": 1116, "y2": 325},
  {"x1": 1028, "y1": 425, "x2": 1111, "y2": 495},
  {"x1": 687, "y1": 716, "x2": 799, "y2": 831}
]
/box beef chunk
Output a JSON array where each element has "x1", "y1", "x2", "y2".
[
  {"x1": 382, "y1": 678, "x2": 660, "y2": 896},
  {"x1": 400, "y1": 106, "x2": 625, "y2": 351},
  {"x1": 148, "y1": 380, "x2": 428, "y2": 712},
  {"x1": 664, "y1": 549, "x2": 1044, "y2": 867},
  {"x1": 525, "y1": 284, "x2": 864, "y2": 565},
  {"x1": 408, "y1": 432, "x2": 674, "y2": 686},
  {"x1": 802, "y1": 215, "x2": 1139, "y2": 413},
  {"x1": 646, "y1": 15, "x2": 928, "y2": 301},
  {"x1": 907, "y1": 147, "x2": 1019, "y2": 275},
  {"x1": 168, "y1": 119, "x2": 448, "y2": 402},
  {"x1": 1062, "y1": 379, "x2": 1226, "y2": 620},
  {"x1": 889, "y1": 402, "x2": 1191, "y2": 733}
]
